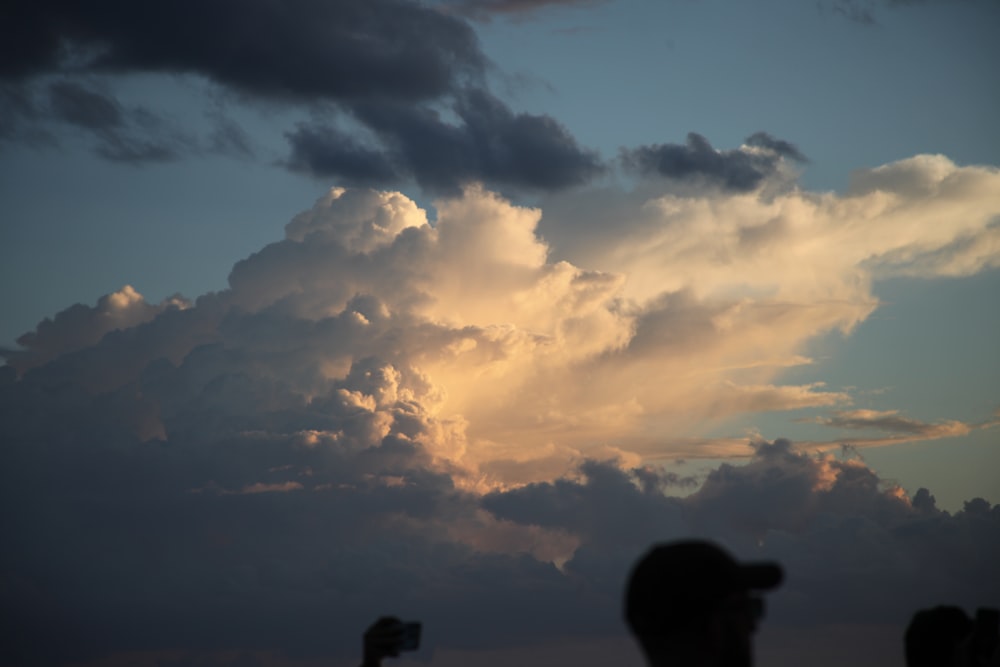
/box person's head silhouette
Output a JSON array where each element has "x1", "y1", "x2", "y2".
[
  {"x1": 625, "y1": 540, "x2": 783, "y2": 667},
  {"x1": 904, "y1": 606, "x2": 972, "y2": 667}
]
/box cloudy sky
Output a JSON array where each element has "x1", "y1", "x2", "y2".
[{"x1": 1, "y1": 1, "x2": 998, "y2": 665}]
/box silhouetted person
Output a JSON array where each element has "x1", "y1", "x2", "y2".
[
  {"x1": 360, "y1": 616, "x2": 407, "y2": 667},
  {"x1": 625, "y1": 540, "x2": 783, "y2": 667},
  {"x1": 905, "y1": 606, "x2": 999, "y2": 667},
  {"x1": 906, "y1": 606, "x2": 973, "y2": 667}
]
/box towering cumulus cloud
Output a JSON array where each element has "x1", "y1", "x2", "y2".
[{"x1": 2, "y1": 154, "x2": 999, "y2": 665}]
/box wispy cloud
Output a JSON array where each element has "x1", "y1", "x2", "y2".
[
  {"x1": 811, "y1": 408, "x2": 971, "y2": 435},
  {"x1": 820, "y1": 0, "x2": 992, "y2": 25},
  {"x1": 790, "y1": 408, "x2": 999, "y2": 451}
]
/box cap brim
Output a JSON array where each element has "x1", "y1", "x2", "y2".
[{"x1": 739, "y1": 562, "x2": 784, "y2": 590}]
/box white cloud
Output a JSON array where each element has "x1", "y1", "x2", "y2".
[
  {"x1": 285, "y1": 187, "x2": 429, "y2": 251},
  {"x1": 8, "y1": 155, "x2": 1000, "y2": 480}
]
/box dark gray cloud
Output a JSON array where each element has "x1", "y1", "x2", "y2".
[
  {"x1": 485, "y1": 440, "x2": 1000, "y2": 629},
  {"x1": 288, "y1": 89, "x2": 605, "y2": 194},
  {"x1": 621, "y1": 132, "x2": 806, "y2": 192},
  {"x1": 1, "y1": 79, "x2": 240, "y2": 163},
  {"x1": 206, "y1": 108, "x2": 255, "y2": 159},
  {"x1": 825, "y1": 0, "x2": 878, "y2": 24},
  {"x1": 745, "y1": 131, "x2": 809, "y2": 163},
  {"x1": 482, "y1": 460, "x2": 688, "y2": 547},
  {"x1": 0, "y1": 0, "x2": 484, "y2": 102},
  {"x1": 48, "y1": 80, "x2": 195, "y2": 163},
  {"x1": 285, "y1": 123, "x2": 402, "y2": 186},
  {"x1": 93, "y1": 117, "x2": 189, "y2": 163},
  {"x1": 1, "y1": 0, "x2": 606, "y2": 191},
  {"x1": 0, "y1": 294, "x2": 598, "y2": 663},
  {"x1": 438, "y1": 0, "x2": 610, "y2": 21},
  {"x1": 48, "y1": 80, "x2": 124, "y2": 130},
  {"x1": 17, "y1": 303, "x2": 983, "y2": 666},
  {"x1": 0, "y1": 83, "x2": 54, "y2": 147}
]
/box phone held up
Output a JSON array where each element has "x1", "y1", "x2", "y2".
[{"x1": 399, "y1": 622, "x2": 421, "y2": 652}]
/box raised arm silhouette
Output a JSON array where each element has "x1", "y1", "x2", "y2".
[{"x1": 359, "y1": 616, "x2": 417, "y2": 667}]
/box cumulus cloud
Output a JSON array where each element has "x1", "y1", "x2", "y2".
[
  {"x1": 2, "y1": 154, "x2": 999, "y2": 664},
  {"x1": 3, "y1": 285, "x2": 189, "y2": 374},
  {"x1": 8, "y1": 154, "x2": 1000, "y2": 470},
  {"x1": 485, "y1": 441, "x2": 1000, "y2": 628},
  {"x1": 542, "y1": 155, "x2": 1000, "y2": 301}
]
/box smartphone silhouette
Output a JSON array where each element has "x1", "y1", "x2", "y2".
[{"x1": 399, "y1": 622, "x2": 421, "y2": 651}]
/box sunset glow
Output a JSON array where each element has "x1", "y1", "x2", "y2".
[{"x1": 1, "y1": 1, "x2": 998, "y2": 666}]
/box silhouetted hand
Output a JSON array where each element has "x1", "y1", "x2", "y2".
[{"x1": 361, "y1": 616, "x2": 405, "y2": 667}]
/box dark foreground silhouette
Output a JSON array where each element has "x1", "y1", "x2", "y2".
[
  {"x1": 360, "y1": 616, "x2": 421, "y2": 667},
  {"x1": 624, "y1": 540, "x2": 783, "y2": 667},
  {"x1": 360, "y1": 539, "x2": 782, "y2": 667},
  {"x1": 905, "y1": 605, "x2": 999, "y2": 667},
  {"x1": 358, "y1": 540, "x2": 998, "y2": 667}
]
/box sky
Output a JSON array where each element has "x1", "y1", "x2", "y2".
[{"x1": 1, "y1": 0, "x2": 999, "y2": 665}]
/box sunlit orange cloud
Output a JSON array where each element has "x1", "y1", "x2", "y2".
[
  {"x1": 378, "y1": 157, "x2": 998, "y2": 485},
  {"x1": 14, "y1": 157, "x2": 999, "y2": 494}
]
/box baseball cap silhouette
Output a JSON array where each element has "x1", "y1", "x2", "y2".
[
  {"x1": 625, "y1": 540, "x2": 784, "y2": 635},
  {"x1": 904, "y1": 606, "x2": 973, "y2": 667}
]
